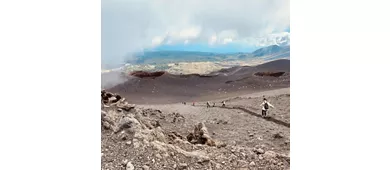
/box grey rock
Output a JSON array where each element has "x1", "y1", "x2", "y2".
[
  {"x1": 284, "y1": 140, "x2": 290, "y2": 145},
  {"x1": 102, "y1": 121, "x2": 111, "y2": 130},
  {"x1": 253, "y1": 148, "x2": 265, "y2": 154},
  {"x1": 142, "y1": 165, "x2": 150, "y2": 170},
  {"x1": 119, "y1": 132, "x2": 128, "y2": 140},
  {"x1": 179, "y1": 163, "x2": 188, "y2": 169},
  {"x1": 126, "y1": 162, "x2": 135, "y2": 170},
  {"x1": 121, "y1": 159, "x2": 129, "y2": 166},
  {"x1": 258, "y1": 155, "x2": 264, "y2": 160},
  {"x1": 133, "y1": 139, "x2": 141, "y2": 148},
  {"x1": 249, "y1": 153, "x2": 257, "y2": 159},
  {"x1": 263, "y1": 151, "x2": 278, "y2": 159},
  {"x1": 108, "y1": 96, "x2": 117, "y2": 102},
  {"x1": 116, "y1": 116, "x2": 141, "y2": 133},
  {"x1": 237, "y1": 160, "x2": 248, "y2": 167},
  {"x1": 155, "y1": 154, "x2": 162, "y2": 159},
  {"x1": 272, "y1": 133, "x2": 284, "y2": 139}
]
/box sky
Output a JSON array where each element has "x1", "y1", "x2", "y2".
[{"x1": 102, "y1": 0, "x2": 290, "y2": 67}]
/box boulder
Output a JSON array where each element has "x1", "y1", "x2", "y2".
[
  {"x1": 186, "y1": 122, "x2": 225, "y2": 147},
  {"x1": 142, "y1": 165, "x2": 150, "y2": 170},
  {"x1": 253, "y1": 148, "x2": 265, "y2": 154},
  {"x1": 126, "y1": 161, "x2": 135, "y2": 170},
  {"x1": 263, "y1": 151, "x2": 278, "y2": 159},
  {"x1": 116, "y1": 116, "x2": 141, "y2": 133},
  {"x1": 118, "y1": 103, "x2": 136, "y2": 112},
  {"x1": 249, "y1": 161, "x2": 255, "y2": 166},
  {"x1": 108, "y1": 96, "x2": 118, "y2": 103},
  {"x1": 178, "y1": 163, "x2": 188, "y2": 169},
  {"x1": 273, "y1": 132, "x2": 284, "y2": 139}
]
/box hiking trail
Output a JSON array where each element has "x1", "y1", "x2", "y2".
[{"x1": 195, "y1": 104, "x2": 290, "y2": 128}]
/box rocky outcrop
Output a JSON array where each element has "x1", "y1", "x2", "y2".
[
  {"x1": 101, "y1": 89, "x2": 135, "y2": 111},
  {"x1": 186, "y1": 122, "x2": 226, "y2": 148}
]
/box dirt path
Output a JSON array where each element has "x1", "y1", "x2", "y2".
[{"x1": 194, "y1": 104, "x2": 290, "y2": 128}]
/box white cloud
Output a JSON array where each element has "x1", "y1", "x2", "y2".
[
  {"x1": 229, "y1": 32, "x2": 290, "y2": 47},
  {"x1": 179, "y1": 27, "x2": 201, "y2": 39},
  {"x1": 102, "y1": 0, "x2": 290, "y2": 67},
  {"x1": 151, "y1": 36, "x2": 164, "y2": 46},
  {"x1": 255, "y1": 32, "x2": 290, "y2": 47},
  {"x1": 223, "y1": 38, "x2": 233, "y2": 44},
  {"x1": 159, "y1": 26, "x2": 202, "y2": 44},
  {"x1": 218, "y1": 30, "x2": 238, "y2": 39},
  {"x1": 208, "y1": 35, "x2": 217, "y2": 45}
]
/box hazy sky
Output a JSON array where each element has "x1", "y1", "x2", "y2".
[{"x1": 102, "y1": 0, "x2": 290, "y2": 67}]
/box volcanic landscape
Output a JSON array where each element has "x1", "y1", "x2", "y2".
[
  {"x1": 101, "y1": 59, "x2": 290, "y2": 170},
  {"x1": 103, "y1": 59, "x2": 290, "y2": 104}
]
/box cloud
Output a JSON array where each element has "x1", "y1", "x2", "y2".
[
  {"x1": 151, "y1": 36, "x2": 164, "y2": 46},
  {"x1": 245, "y1": 32, "x2": 291, "y2": 47},
  {"x1": 208, "y1": 35, "x2": 217, "y2": 45},
  {"x1": 178, "y1": 27, "x2": 201, "y2": 39},
  {"x1": 102, "y1": 0, "x2": 290, "y2": 68},
  {"x1": 223, "y1": 38, "x2": 233, "y2": 44}
]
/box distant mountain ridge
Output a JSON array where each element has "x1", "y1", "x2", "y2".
[
  {"x1": 252, "y1": 45, "x2": 290, "y2": 57},
  {"x1": 126, "y1": 45, "x2": 290, "y2": 65}
]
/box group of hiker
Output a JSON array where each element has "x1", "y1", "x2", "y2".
[
  {"x1": 186, "y1": 101, "x2": 223, "y2": 108},
  {"x1": 182, "y1": 97, "x2": 275, "y2": 117},
  {"x1": 204, "y1": 101, "x2": 227, "y2": 108}
]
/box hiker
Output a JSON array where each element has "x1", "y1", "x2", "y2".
[
  {"x1": 222, "y1": 101, "x2": 226, "y2": 107},
  {"x1": 260, "y1": 98, "x2": 274, "y2": 117},
  {"x1": 206, "y1": 102, "x2": 211, "y2": 108},
  {"x1": 192, "y1": 102, "x2": 195, "y2": 106}
]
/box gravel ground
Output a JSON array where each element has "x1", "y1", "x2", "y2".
[{"x1": 102, "y1": 88, "x2": 290, "y2": 170}]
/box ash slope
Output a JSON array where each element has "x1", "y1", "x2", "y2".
[
  {"x1": 102, "y1": 88, "x2": 290, "y2": 170},
  {"x1": 107, "y1": 59, "x2": 289, "y2": 104}
]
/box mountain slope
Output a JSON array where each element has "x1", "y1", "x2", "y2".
[
  {"x1": 252, "y1": 45, "x2": 290, "y2": 57},
  {"x1": 107, "y1": 59, "x2": 290, "y2": 104}
]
